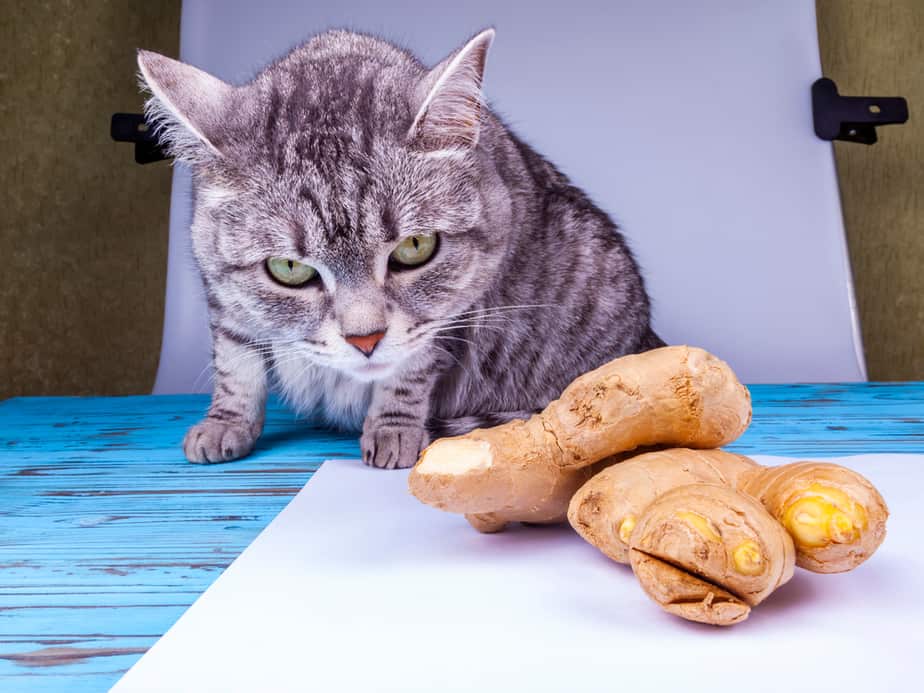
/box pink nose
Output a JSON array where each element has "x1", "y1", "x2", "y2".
[{"x1": 345, "y1": 331, "x2": 386, "y2": 356}]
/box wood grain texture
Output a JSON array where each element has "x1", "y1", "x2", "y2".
[
  {"x1": 0, "y1": 395, "x2": 360, "y2": 692},
  {"x1": 1, "y1": 386, "x2": 923, "y2": 691},
  {"x1": 0, "y1": 1, "x2": 180, "y2": 398},
  {"x1": 817, "y1": 0, "x2": 924, "y2": 379}
]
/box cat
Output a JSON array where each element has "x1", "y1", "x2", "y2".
[{"x1": 137, "y1": 28, "x2": 664, "y2": 470}]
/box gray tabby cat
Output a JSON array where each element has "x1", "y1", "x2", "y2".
[{"x1": 137, "y1": 28, "x2": 663, "y2": 470}]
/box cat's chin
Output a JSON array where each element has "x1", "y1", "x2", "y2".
[{"x1": 347, "y1": 361, "x2": 398, "y2": 382}]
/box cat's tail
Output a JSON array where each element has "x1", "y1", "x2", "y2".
[{"x1": 427, "y1": 410, "x2": 540, "y2": 439}]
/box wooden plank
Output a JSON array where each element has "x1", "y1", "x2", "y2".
[
  {"x1": 1, "y1": 385, "x2": 923, "y2": 691},
  {"x1": 0, "y1": 394, "x2": 357, "y2": 692},
  {"x1": 731, "y1": 382, "x2": 924, "y2": 455}
]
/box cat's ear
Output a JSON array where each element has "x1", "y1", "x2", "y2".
[
  {"x1": 136, "y1": 50, "x2": 233, "y2": 163},
  {"x1": 408, "y1": 28, "x2": 495, "y2": 154}
]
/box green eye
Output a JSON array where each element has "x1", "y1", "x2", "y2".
[
  {"x1": 266, "y1": 257, "x2": 318, "y2": 286},
  {"x1": 390, "y1": 234, "x2": 438, "y2": 268}
]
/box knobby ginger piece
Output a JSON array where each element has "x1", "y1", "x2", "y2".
[
  {"x1": 569, "y1": 448, "x2": 889, "y2": 574},
  {"x1": 631, "y1": 552, "x2": 750, "y2": 626},
  {"x1": 410, "y1": 432, "x2": 612, "y2": 530},
  {"x1": 568, "y1": 448, "x2": 758, "y2": 562},
  {"x1": 408, "y1": 346, "x2": 751, "y2": 532},
  {"x1": 741, "y1": 462, "x2": 888, "y2": 573},
  {"x1": 628, "y1": 483, "x2": 795, "y2": 626}
]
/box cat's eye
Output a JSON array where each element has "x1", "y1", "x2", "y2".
[
  {"x1": 389, "y1": 234, "x2": 438, "y2": 269},
  {"x1": 265, "y1": 257, "x2": 318, "y2": 287}
]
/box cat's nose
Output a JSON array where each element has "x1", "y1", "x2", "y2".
[{"x1": 344, "y1": 330, "x2": 386, "y2": 357}]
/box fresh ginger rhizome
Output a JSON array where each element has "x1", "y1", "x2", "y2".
[{"x1": 409, "y1": 346, "x2": 888, "y2": 626}]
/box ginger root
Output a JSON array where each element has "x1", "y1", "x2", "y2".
[
  {"x1": 741, "y1": 462, "x2": 888, "y2": 573},
  {"x1": 569, "y1": 448, "x2": 888, "y2": 574},
  {"x1": 568, "y1": 449, "x2": 760, "y2": 563},
  {"x1": 408, "y1": 346, "x2": 751, "y2": 531},
  {"x1": 629, "y1": 484, "x2": 795, "y2": 625},
  {"x1": 407, "y1": 343, "x2": 889, "y2": 626}
]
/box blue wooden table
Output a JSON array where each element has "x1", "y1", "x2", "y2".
[{"x1": 2, "y1": 384, "x2": 924, "y2": 691}]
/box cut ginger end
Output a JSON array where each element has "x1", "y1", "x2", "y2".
[
  {"x1": 779, "y1": 484, "x2": 867, "y2": 548},
  {"x1": 415, "y1": 439, "x2": 494, "y2": 476}
]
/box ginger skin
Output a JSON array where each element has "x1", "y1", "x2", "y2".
[
  {"x1": 629, "y1": 484, "x2": 795, "y2": 626},
  {"x1": 408, "y1": 346, "x2": 751, "y2": 531},
  {"x1": 741, "y1": 462, "x2": 888, "y2": 573},
  {"x1": 406, "y1": 343, "x2": 889, "y2": 627},
  {"x1": 569, "y1": 449, "x2": 888, "y2": 574},
  {"x1": 568, "y1": 449, "x2": 760, "y2": 563}
]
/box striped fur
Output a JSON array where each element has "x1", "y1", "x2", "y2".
[{"x1": 137, "y1": 29, "x2": 663, "y2": 468}]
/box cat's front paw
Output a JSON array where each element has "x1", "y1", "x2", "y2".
[
  {"x1": 360, "y1": 422, "x2": 429, "y2": 470},
  {"x1": 183, "y1": 418, "x2": 259, "y2": 464}
]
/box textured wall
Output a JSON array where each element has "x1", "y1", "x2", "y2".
[
  {"x1": 818, "y1": 0, "x2": 923, "y2": 379},
  {"x1": 0, "y1": 1, "x2": 920, "y2": 398},
  {"x1": 0, "y1": 1, "x2": 179, "y2": 398}
]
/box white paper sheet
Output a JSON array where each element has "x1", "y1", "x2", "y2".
[{"x1": 114, "y1": 455, "x2": 924, "y2": 692}]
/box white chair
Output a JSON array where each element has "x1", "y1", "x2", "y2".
[{"x1": 152, "y1": 0, "x2": 866, "y2": 393}]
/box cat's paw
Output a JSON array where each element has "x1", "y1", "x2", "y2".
[
  {"x1": 183, "y1": 418, "x2": 258, "y2": 464},
  {"x1": 360, "y1": 423, "x2": 429, "y2": 470}
]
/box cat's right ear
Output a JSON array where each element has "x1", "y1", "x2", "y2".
[
  {"x1": 408, "y1": 28, "x2": 495, "y2": 155},
  {"x1": 136, "y1": 50, "x2": 233, "y2": 164}
]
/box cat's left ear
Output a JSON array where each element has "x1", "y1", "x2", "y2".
[
  {"x1": 408, "y1": 28, "x2": 495, "y2": 154},
  {"x1": 136, "y1": 50, "x2": 234, "y2": 164}
]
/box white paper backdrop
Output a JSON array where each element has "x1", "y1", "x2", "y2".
[{"x1": 113, "y1": 454, "x2": 923, "y2": 693}]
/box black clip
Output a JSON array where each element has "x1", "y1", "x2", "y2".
[
  {"x1": 812, "y1": 78, "x2": 908, "y2": 145},
  {"x1": 110, "y1": 113, "x2": 170, "y2": 164}
]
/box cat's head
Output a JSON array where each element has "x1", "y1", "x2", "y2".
[{"x1": 138, "y1": 29, "x2": 510, "y2": 382}]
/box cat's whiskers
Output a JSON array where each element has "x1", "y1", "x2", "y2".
[
  {"x1": 395, "y1": 323, "x2": 504, "y2": 360},
  {"x1": 428, "y1": 343, "x2": 476, "y2": 382},
  {"x1": 424, "y1": 317, "x2": 521, "y2": 332},
  {"x1": 192, "y1": 347, "x2": 272, "y2": 391},
  {"x1": 432, "y1": 334, "x2": 477, "y2": 348},
  {"x1": 405, "y1": 316, "x2": 512, "y2": 339},
  {"x1": 440, "y1": 303, "x2": 556, "y2": 320},
  {"x1": 404, "y1": 303, "x2": 557, "y2": 340},
  {"x1": 428, "y1": 324, "x2": 507, "y2": 337},
  {"x1": 266, "y1": 350, "x2": 313, "y2": 374},
  {"x1": 283, "y1": 348, "x2": 351, "y2": 388},
  {"x1": 192, "y1": 338, "x2": 311, "y2": 390},
  {"x1": 196, "y1": 317, "x2": 503, "y2": 391},
  {"x1": 268, "y1": 344, "x2": 342, "y2": 374},
  {"x1": 432, "y1": 316, "x2": 515, "y2": 328}
]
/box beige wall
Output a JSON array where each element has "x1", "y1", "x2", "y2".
[
  {"x1": 0, "y1": 1, "x2": 920, "y2": 398},
  {"x1": 0, "y1": 1, "x2": 179, "y2": 397},
  {"x1": 818, "y1": 0, "x2": 924, "y2": 380}
]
